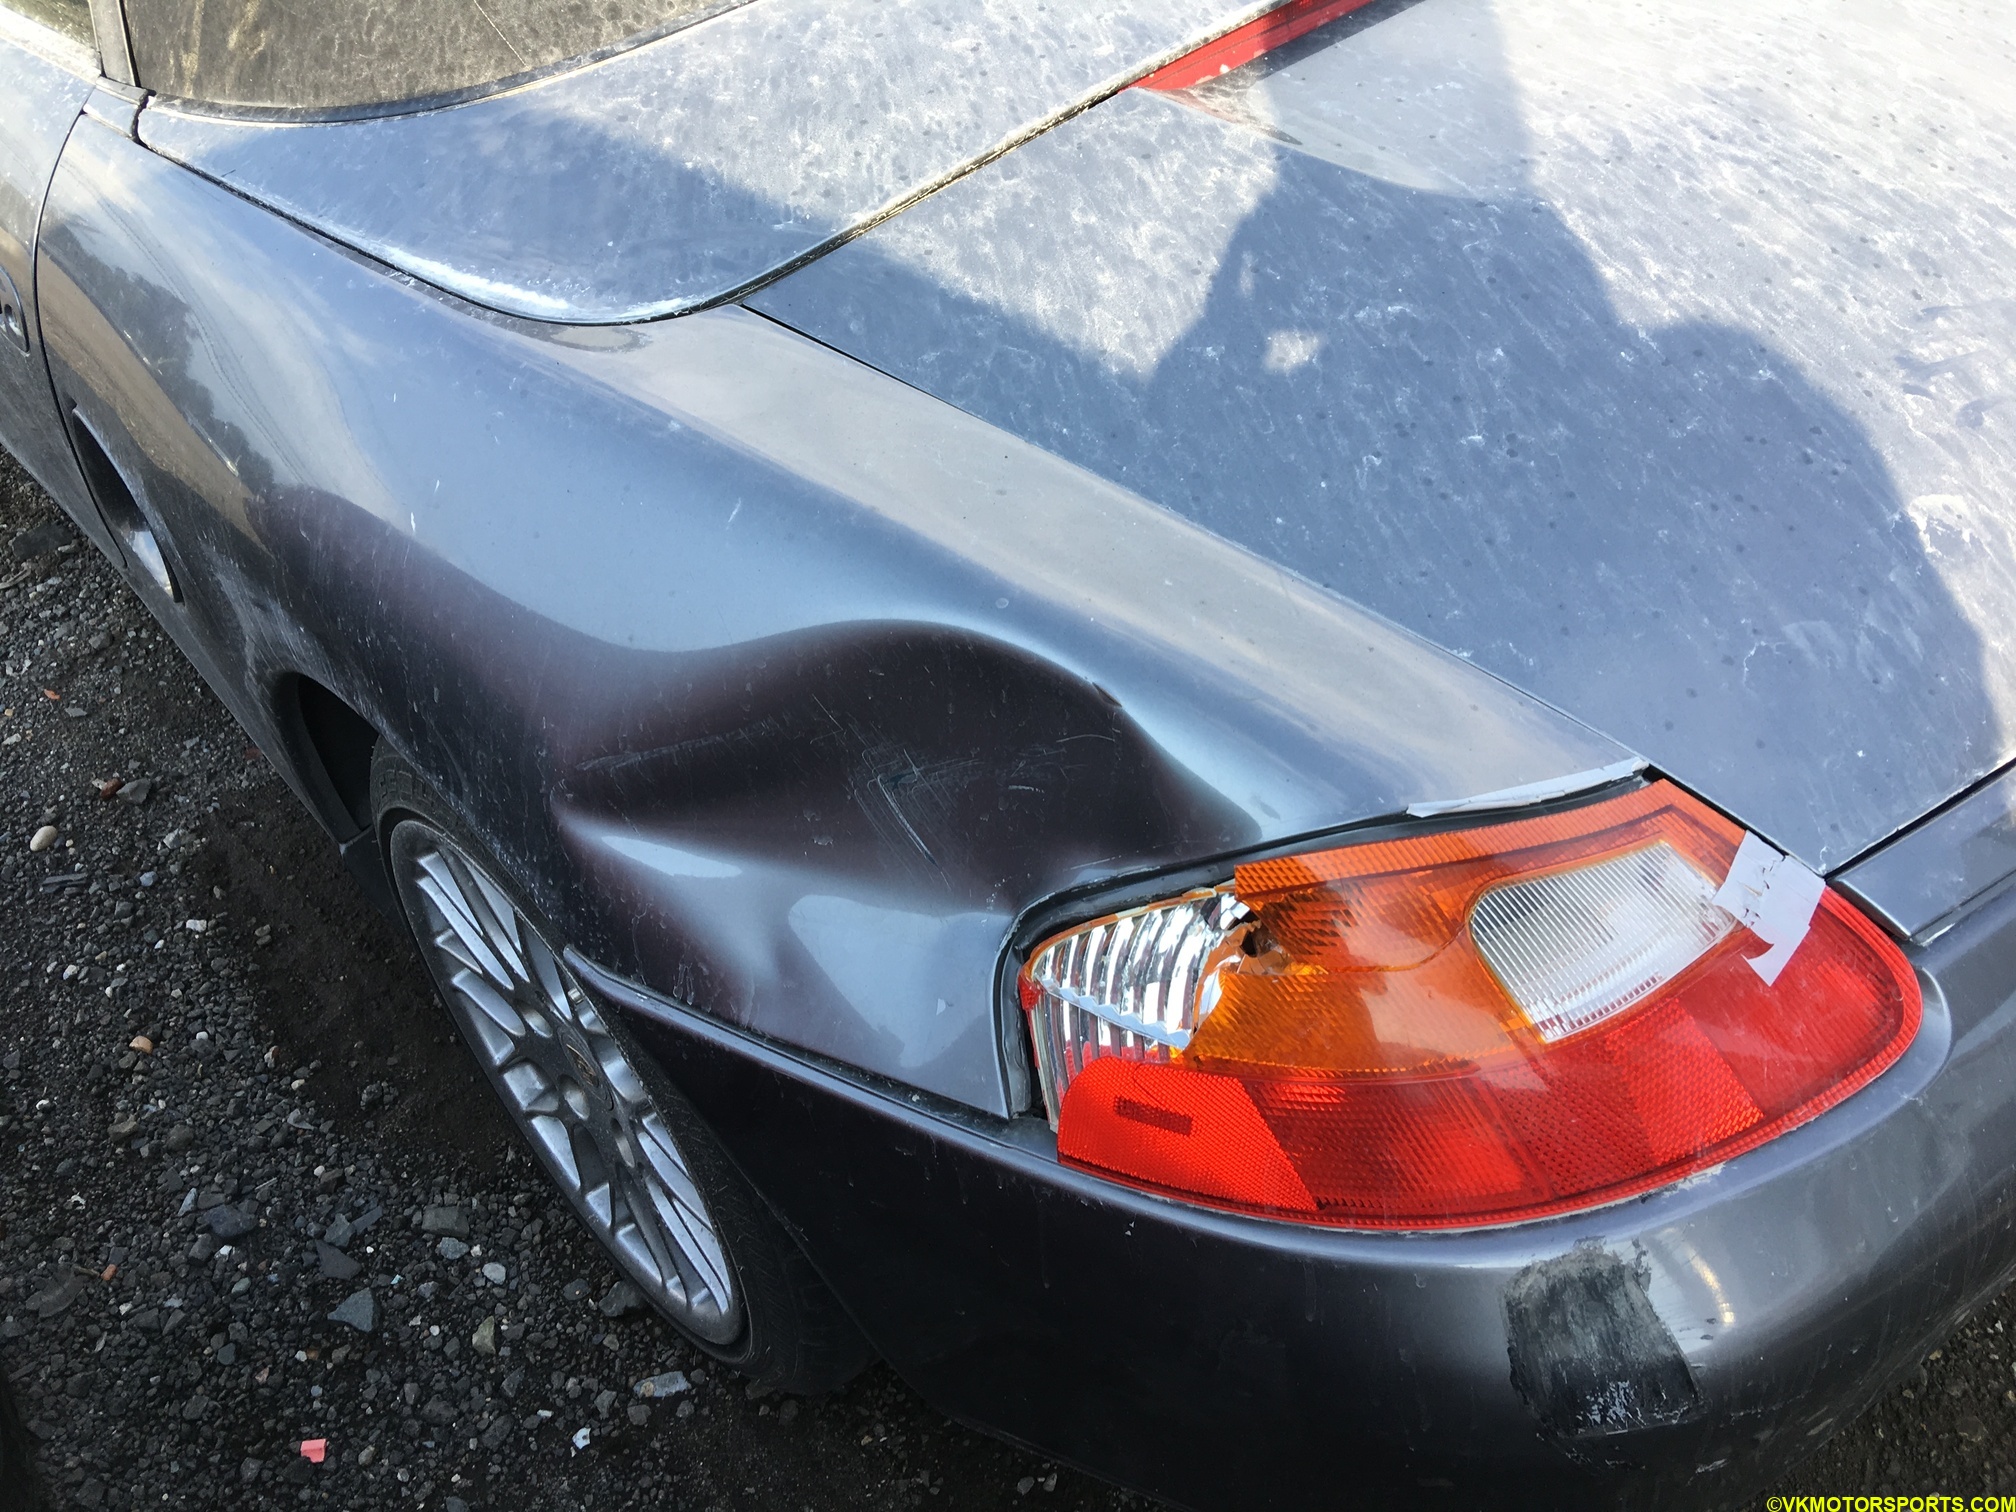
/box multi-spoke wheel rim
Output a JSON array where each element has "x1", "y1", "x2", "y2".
[{"x1": 390, "y1": 823, "x2": 741, "y2": 1343}]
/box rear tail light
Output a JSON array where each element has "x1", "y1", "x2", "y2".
[{"x1": 1019, "y1": 782, "x2": 1920, "y2": 1229}]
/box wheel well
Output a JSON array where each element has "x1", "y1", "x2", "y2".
[{"x1": 290, "y1": 676, "x2": 379, "y2": 837}]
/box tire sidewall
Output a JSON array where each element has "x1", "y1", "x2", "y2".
[{"x1": 369, "y1": 749, "x2": 839, "y2": 1385}]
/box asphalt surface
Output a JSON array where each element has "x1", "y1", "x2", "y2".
[{"x1": 2, "y1": 442, "x2": 2016, "y2": 1512}]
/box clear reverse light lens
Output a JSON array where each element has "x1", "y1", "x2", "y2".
[
  {"x1": 1469, "y1": 842, "x2": 1735, "y2": 1042},
  {"x1": 1022, "y1": 890, "x2": 1250, "y2": 1125}
]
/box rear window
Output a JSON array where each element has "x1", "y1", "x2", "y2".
[
  {"x1": 125, "y1": 0, "x2": 737, "y2": 115},
  {"x1": 4, "y1": 0, "x2": 92, "y2": 47}
]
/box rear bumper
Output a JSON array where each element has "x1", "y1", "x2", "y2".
[{"x1": 575, "y1": 880, "x2": 2016, "y2": 1511}]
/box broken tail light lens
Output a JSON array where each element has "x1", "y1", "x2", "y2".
[{"x1": 1020, "y1": 782, "x2": 1920, "y2": 1229}]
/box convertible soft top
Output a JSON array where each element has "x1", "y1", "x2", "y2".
[{"x1": 137, "y1": 0, "x2": 1272, "y2": 321}]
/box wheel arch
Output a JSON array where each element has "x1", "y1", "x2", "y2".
[{"x1": 267, "y1": 670, "x2": 400, "y2": 917}]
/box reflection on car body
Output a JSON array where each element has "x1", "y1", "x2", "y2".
[{"x1": 3, "y1": 0, "x2": 2016, "y2": 1505}]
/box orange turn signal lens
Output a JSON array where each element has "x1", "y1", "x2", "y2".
[{"x1": 1020, "y1": 782, "x2": 1920, "y2": 1229}]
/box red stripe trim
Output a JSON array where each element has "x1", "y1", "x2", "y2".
[{"x1": 1135, "y1": 0, "x2": 1378, "y2": 92}]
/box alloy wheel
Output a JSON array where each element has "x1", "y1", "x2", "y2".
[{"x1": 390, "y1": 823, "x2": 741, "y2": 1344}]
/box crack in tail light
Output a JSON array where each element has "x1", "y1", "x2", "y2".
[{"x1": 1019, "y1": 782, "x2": 1921, "y2": 1229}]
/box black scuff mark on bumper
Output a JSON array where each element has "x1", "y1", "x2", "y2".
[{"x1": 1506, "y1": 1242, "x2": 1701, "y2": 1444}]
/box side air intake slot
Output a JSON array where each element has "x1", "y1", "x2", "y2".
[{"x1": 68, "y1": 408, "x2": 178, "y2": 600}]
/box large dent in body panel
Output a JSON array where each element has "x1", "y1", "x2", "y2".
[
  {"x1": 38, "y1": 125, "x2": 1627, "y2": 1115},
  {"x1": 536, "y1": 306, "x2": 1630, "y2": 814},
  {"x1": 547, "y1": 624, "x2": 1254, "y2": 1113},
  {"x1": 135, "y1": 0, "x2": 1285, "y2": 322}
]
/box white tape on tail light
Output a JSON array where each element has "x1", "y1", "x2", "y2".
[{"x1": 1712, "y1": 831, "x2": 1826, "y2": 984}]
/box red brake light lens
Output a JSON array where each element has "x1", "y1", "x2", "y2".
[
  {"x1": 1020, "y1": 782, "x2": 1920, "y2": 1229},
  {"x1": 1136, "y1": 0, "x2": 1378, "y2": 93}
]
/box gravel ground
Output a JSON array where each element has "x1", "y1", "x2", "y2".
[
  {"x1": 0, "y1": 450, "x2": 1137, "y2": 1512},
  {"x1": 1, "y1": 442, "x2": 2015, "y2": 1512}
]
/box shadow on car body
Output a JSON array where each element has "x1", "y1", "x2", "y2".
[
  {"x1": 20, "y1": 0, "x2": 2016, "y2": 1502},
  {"x1": 749, "y1": 0, "x2": 2016, "y2": 878}
]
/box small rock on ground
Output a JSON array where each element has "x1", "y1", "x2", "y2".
[
  {"x1": 326, "y1": 1289, "x2": 379, "y2": 1333},
  {"x1": 598, "y1": 1280, "x2": 642, "y2": 1317}
]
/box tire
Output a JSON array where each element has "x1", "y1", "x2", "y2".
[{"x1": 371, "y1": 747, "x2": 873, "y2": 1393}]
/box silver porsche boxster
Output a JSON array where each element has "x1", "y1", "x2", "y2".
[{"x1": 3, "y1": 0, "x2": 2013, "y2": 1504}]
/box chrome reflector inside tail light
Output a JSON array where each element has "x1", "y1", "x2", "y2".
[{"x1": 1021, "y1": 890, "x2": 1251, "y2": 1125}]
